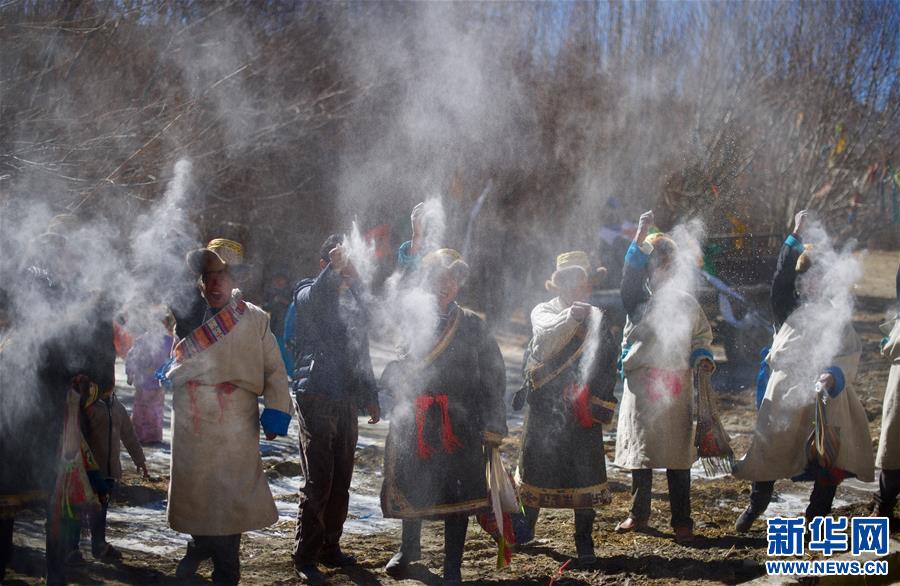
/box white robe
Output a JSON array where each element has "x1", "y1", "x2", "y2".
[
  {"x1": 733, "y1": 318, "x2": 874, "y2": 483},
  {"x1": 614, "y1": 289, "x2": 713, "y2": 470},
  {"x1": 877, "y1": 318, "x2": 900, "y2": 470},
  {"x1": 165, "y1": 294, "x2": 292, "y2": 536}
]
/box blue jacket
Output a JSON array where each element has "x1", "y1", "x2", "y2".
[{"x1": 289, "y1": 264, "x2": 378, "y2": 407}]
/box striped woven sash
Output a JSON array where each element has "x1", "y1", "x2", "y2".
[{"x1": 173, "y1": 297, "x2": 248, "y2": 363}]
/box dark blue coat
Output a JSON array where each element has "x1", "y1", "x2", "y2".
[{"x1": 289, "y1": 264, "x2": 378, "y2": 407}]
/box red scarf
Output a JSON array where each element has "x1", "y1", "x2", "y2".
[{"x1": 414, "y1": 394, "x2": 464, "y2": 459}]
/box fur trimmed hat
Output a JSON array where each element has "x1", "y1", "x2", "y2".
[
  {"x1": 186, "y1": 238, "x2": 245, "y2": 274},
  {"x1": 645, "y1": 232, "x2": 677, "y2": 256},
  {"x1": 795, "y1": 244, "x2": 814, "y2": 274},
  {"x1": 545, "y1": 251, "x2": 607, "y2": 292},
  {"x1": 422, "y1": 248, "x2": 469, "y2": 284}
]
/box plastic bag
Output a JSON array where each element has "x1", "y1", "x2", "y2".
[
  {"x1": 49, "y1": 390, "x2": 100, "y2": 539},
  {"x1": 694, "y1": 369, "x2": 734, "y2": 476},
  {"x1": 806, "y1": 384, "x2": 840, "y2": 469}
]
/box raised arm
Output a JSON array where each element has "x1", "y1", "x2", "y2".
[
  {"x1": 299, "y1": 264, "x2": 341, "y2": 311},
  {"x1": 770, "y1": 210, "x2": 808, "y2": 326},
  {"x1": 621, "y1": 210, "x2": 655, "y2": 318}
]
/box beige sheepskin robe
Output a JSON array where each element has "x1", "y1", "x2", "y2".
[
  {"x1": 733, "y1": 318, "x2": 874, "y2": 483},
  {"x1": 877, "y1": 318, "x2": 900, "y2": 470},
  {"x1": 165, "y1": 292, "x2": 292, "y2": 536},
  {"x1": 614, "y1": 289, "x2": 713, "y2": 470}
]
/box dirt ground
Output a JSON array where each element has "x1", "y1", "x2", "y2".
[{"x1": 4, "y1": 251, "x2": 899, "y2": 585}]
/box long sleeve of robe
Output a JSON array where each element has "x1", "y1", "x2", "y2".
[
  {"x1": 877, "y1": 318, "x2": 900, "y2": 470},
  {"x1": 770, "y1": 234, "x2": 804, "y2": 327}
]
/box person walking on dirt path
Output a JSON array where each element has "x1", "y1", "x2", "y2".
[
  {"x1": 871, "y1": 263, "x2": 900, "y2": 522},
  {"x1": 613, "y1": 210, "x2": 716, "y2": 543},
  {"x1": 289, "y1": 234, "x2": 380, "y2": 586},
  {"x1": 732, "y1": 215, "x2": 874, "y2": 531},
  {"x1": 380, "y1": 249, "x2": 507, "y2": 585},
  {"x1": 514, "y1": 251, "x2": 618, "y2": 564},
  {"x1": 163, "y1": 238, "x2": 293, "y2": 585}
]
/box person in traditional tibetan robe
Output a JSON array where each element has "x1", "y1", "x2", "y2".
[
  {"x1": 515, "y1": 250, "x2": 617, "y2": 564},
  {"x1": 872, "y1": 264, "x2": 900, "y2": 520},
  {"x1": 733, "y1": 225, "x2": 874, "y2": 531},
  {"x1": 380, "y1": 249, "x2": 507, "y2": 585},
  {"x1": 613, "y1": 211, "x2": 715, "y2": 542},
  {"x1": 164, "y1": 238, "x2": 293, "y2": 585}
]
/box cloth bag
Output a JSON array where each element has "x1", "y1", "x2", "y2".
[{"x1": 486, "y1": 448, "x2": 520, "y2": 569}]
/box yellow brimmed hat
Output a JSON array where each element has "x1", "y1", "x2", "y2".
[
  {"x1": 795, "y1": 244, "x2": 814, "y2": 273},
  {"x1": 645, "y1": 232, "x2": 677, "y2": 251},
  {"x1": 555, "y1": 251, "x2": 591, "y2": 273},
  {"x1": 422, "y1": 248, "x2": 469, "y2": 284},
  {"x1": 546, "y1": 251, "x2": 607, "y2": 292},
  {"x1": 186, "y1": 238, "x2": 245, "y2": 274}
]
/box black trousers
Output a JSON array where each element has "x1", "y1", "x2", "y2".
[
  {"x1": 630, "y1": 469, "x2": 692, "y2": 529},
  {"x1": 184, "y1": 534, "x2": 241, "y2": 585},
  {"x1": 88, "y1": 479, "x2": 115, "y2": 555},
  {"x1": 398, "y1": 516, "x2": 468, "y2": 579},
  {"x1": 873, "y1": 469, "x2": 900, "y2": 516},
  {"x1": 1, "y1": 516, "x2": 13, "y2": 581},
  {"x1": 748, "y1": 479, "x2": 839, "y2": 520},
  {"x1": 88, "y1": 500, "x2": 108, "y2": 555},
  {"x1": 293, "y1": 395, "x2": 358, "y2": 566}
]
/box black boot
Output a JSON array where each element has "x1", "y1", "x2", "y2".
[
  {"x1": 736, "y1": 481, "x2": 774, "y2": 533},
  {"x1": 735, "y1": 505, "x2": 761, "y2": 533},
  {"x1": 385, "y1": 519, "x2": 422, "y2": 577},
  {"x1": 176, "y1": 539, "x2": 208, "y2": 579},
  {"x1": 574, "y1": 509, "x2": 596, "y2": 565},
  {"x1": 520, "y1": 506, "x2": 539, "y2": 546},
  {"x1": 443, "y1": 516, "x2": 468, "y2": 585}
]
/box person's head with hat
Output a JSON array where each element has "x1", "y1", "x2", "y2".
[
  {"x1": 546, "y1": 251, "x2": 606, "y2": 308},
  {"x1": 632, "y1": 209, "x2": 680, "y2": 290},
  {"x1": 186, "y1": 238, "x2": 245, "y2": 309},
  {"x1": 794, "y1": 243, "x2": 828, "y2": 302},
  {"x1": 645, "y1": 232, "x2": 678, "y2": 289},
  {"x1": 421, "y1": 248, "x2": 469, "y2": 313}
]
